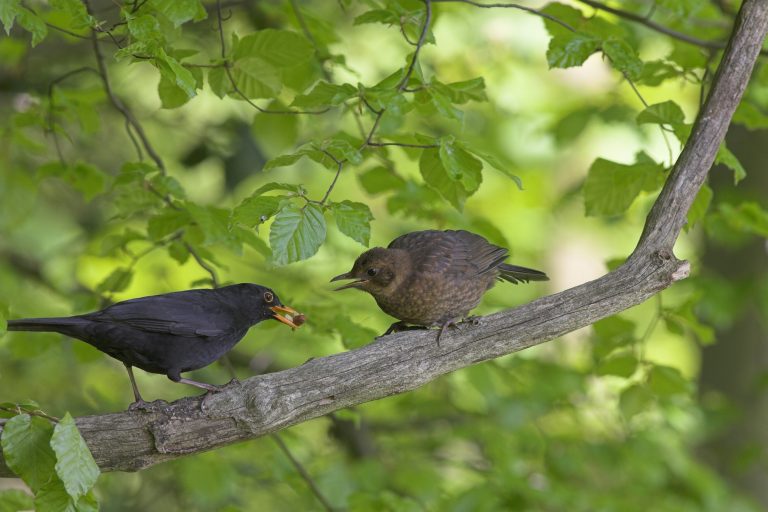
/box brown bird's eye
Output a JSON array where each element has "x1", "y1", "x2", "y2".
[
  {"x1": 263, "y1": 291, "x2": 274, "y2": 303},
  {"x1": 367, "y1": 268, "x2": 378, "y2": 277}
]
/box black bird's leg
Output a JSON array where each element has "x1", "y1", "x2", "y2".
[
  {"x1": 124, "y1": 364, "x2": 149, "y2": 410},
  {"x1": 167, "y1": 370, "x2": 225, "y2": 394},
  {"x1": 176, "y1": 377, "x2": 224, "y2": 393}
]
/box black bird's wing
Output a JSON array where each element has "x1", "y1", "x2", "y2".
[
  {"x1": 389, "y1": 230, "x2": 508, "y2": 278},
  {"x1": 89, "y1": 290, "x2": 239, "y2": 338}
]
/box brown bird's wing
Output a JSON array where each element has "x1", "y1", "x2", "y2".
[{"x1": 389, "y1": 230, "x2": 508, "y2": 277}]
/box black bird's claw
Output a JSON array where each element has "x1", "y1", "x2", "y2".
[{"x1": 128, "y1": 399, "x2": 169, "y2": 412}]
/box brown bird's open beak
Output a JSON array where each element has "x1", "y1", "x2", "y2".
[
  {"x1": 270, "y1": 305, "x2": 304, "y2": 329},
  {"x1": 330, "y1": 272, "x2": 367, "y2": 291}
]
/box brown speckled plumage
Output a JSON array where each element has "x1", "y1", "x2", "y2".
[{"x1": 331, "y1": 230, "x2": 548, "y2": 331}]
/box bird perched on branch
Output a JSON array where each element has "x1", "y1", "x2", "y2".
[
  {"x1": 331, "y1": 229, "x2": 548, "y2": 342},
  {"x1": 7, "y1": 283, "x2": 304, "y2": 408}
]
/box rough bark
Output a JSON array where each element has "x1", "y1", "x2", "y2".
[{"x1": 1, "y1": 0, "x2": 767, "y2": 476}]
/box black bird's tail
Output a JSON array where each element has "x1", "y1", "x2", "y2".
[
  {"x1": 498, "y1": 264, "x2": 549, "y2": 284},
  {"x1": 7, "y1": 317, "x2": 89, "y2": 337}
]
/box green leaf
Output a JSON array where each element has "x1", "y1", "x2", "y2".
[
  {"x1": 127, "y1": 14, "x2": 163, "y2": 44},
  {"x1": 50, "y1": 0, "x2": 94, "y2": 30},
  {"x1": 34, "y1": 481, "x2": 97, "y2": 512},
  {"x1": 230, "y1": 29, "x2": 314, "y2": 97},
  {"x1": 354, "y1": 9, "x2": 399, "y2": 26},
  {"x1": 155, "y1": 49, "x2": 198, "y2": 99},
  {"x1": 715, "y1": 144, "x2": 746, "y2": 184},
  {"x1": 150, "y1": 0, "x2": 206, "y2": 27},
  {"x1": 0, "y1": 300, "x2": 8, "y2": 336},
  {"x1": 0, "y1": 489, "x2": 33, "y2": 512},
  {"x1": 583, "y1": 156, "x2": 664, "y2": 217},
  {"x1": 602, "y1": 38, "x2": 642, "y2": 80},
  {"x1": 438, "y1": 137, "x2": 483, "y2": 192},
  {"x1": 0, "y1": 1, "x2": 20, "y2": 35},
  {"x1": 335, "y1": 314, "x2": 378, "y2": 349},
  {"x1": 419, "y1": 148, "x2": 469, "y2": 211},
  {"x1": 38, "y1": 162, "x2": 107, "y2": 201},
  {"x1": 167, "y1": 241, "x2": 190, "y2": 264},
  {"x1": 714, "y1": 202, "x2": 768, "y2": 237},
  {"x1": 147, "y1": 209, "x2": 191, "y2": 240},
  {"x1": 95, "y1": 267, "x2": 133, "y2": 294},
  {"x1": 636, "y1": 101, "x2": 686, "y2": 125},
  {"x1": 648, "y1": 365, "x2": 690, "y2": 396},
  {"x1": 50, "y1": 413, "x2": 99, "y2": 502},
  {"x1": 461, "y1": 146, "x2": 522, "y2": 189},
  {"x1": 330, "y1": 200, "x2": 374, "y2": 246},
  {"x1": 233, "y1": 29, "x2": 314, "y2": 71},
  {"x1": 186, "y1": 203, "x2": 239, "y2": 251},
  {"x1": 269, "y1": 204, "x2": 327, "y2": 264},
  {"x1": 358, "y1": 166, "x2": 405, "y2": 195},
  {"x1": 547, "y1": 32, "x2": 600, "y2": 69},
  {"x1": 686, "y1": 184, "x2": 712, "y2": 230},
  {"x1": 592, "y1": 315, "x2": 636, "y2": 359},
  {"x1": 252, "y1": 182, "x2": 306, "y2": 196},
  {"x1": 1, "y1": 414, "x2": 56, "y2": 492},
  {"x1": 620, "y1": 384, "x2": 654, "y2": 419},
  {"x1": 233, "y1": 195, "x2": 283, "y2": 226},
  {"x1": 431, "y1": 77, "x2": 487, "y2": 104},
  {"x1": 291, "y1": 82, "x2": 357, "y2": 108},
  {"x1": 596, "y1": 353, "x2": 638, "y2": 378},
  {"x1": 14, "y1": 6, "x2": 47, "y2": 46}
]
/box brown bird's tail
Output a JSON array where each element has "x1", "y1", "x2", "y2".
[
  {"x1": 7, "y1": 317, "x2": 88, "y2": 337},
  {"x1": 498, "y1": 264, "x2": 549, "y2": 284}
]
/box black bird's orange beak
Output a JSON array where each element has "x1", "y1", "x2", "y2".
[
  {"x1": 270, "y1": 305, "x2": 304, "y2": 329},
  {"x1": 330, "y1": 271, "x2": 367, "y2": 291}
]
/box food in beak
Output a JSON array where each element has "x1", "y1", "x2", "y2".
[{"x1": 270, "y1": 305, "x2": 304, "y2": 329}]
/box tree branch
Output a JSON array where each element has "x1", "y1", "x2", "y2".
[{"x1": 1, "y1": 0, "x2": 766, "y2": 478}]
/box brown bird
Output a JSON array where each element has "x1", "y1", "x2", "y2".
[{"x1": 331, "y1": 230, "x2": 548, "y2": 342}]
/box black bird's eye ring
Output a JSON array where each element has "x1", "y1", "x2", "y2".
[
  {"x1": 264, "y1": 291, "x2": 274, "y2": 303},
  {"x1": 367, "y1": 268, "x2": 378, "y2": 277}
]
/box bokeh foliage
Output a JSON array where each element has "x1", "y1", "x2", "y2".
[{"x1": 1, "y1": 0, "x2": 767, "y2": 510}]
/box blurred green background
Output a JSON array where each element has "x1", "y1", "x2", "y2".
[{"x1": 1, "y1": 0, "x2": 767, "y2": 510}]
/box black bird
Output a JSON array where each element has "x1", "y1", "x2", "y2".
[
  {"x1": 7, "y1": 283, "x2": 304, "y2": 407},
  {"x1": 331, "y1": 230, "x2": 548, "y2": 341}
]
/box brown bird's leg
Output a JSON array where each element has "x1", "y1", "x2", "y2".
[
  {"x1": 382, "y1": 321, "x2": 426, "y2": 336},
  {"x1": 436, "y1": 320, "x2": 466, "y2": 346},
  {"x1": 124, "y1": 364, "x2": 148, "y2": 410}
]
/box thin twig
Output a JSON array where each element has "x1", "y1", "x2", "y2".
[
  {"x1": 46, "y1": 67, "x2": 101, "y2": 165},
  {"x1": 431, "y1": 0, "x2": 575, "y2": 32},
  {"x1": 83, "y1": 0, "x2": 166, "y2": 172},
  {"x1": 0, "y1": 406, "x2": 60, "y2": 423},
  {"x1": 319, "y1": 153, "x2": 344, "y2": 205},
  {"x1": 367, "y1": 141, "x2": 440, "y2": 149},
  {"x1": 574, "y1": 0, "x2": 768, "y2": 56},
  {"x1": 396, "y1": 0, "x2": 432, "y2": 91},
  {"x1": 184, "y1": 242, "x2": 220, "y2": 287},
  {"x1": 214, "y1": 0, "x2": 329, "y2": 115},
  {"x1": 271, "y1": 434, "x2": 338, "y2": 512}
]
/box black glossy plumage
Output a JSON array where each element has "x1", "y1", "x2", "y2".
[
  {"x1": 7, "y1": 283, "x2": 301, "y2": 406},
  {"x1": 331, "y1": 230, "x2": 548, "y2": 341}
]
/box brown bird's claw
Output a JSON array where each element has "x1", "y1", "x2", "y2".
[
  {"x1": 463, "y1": 315, "x2": 482, "y2": 326},
  {"x1": 270, "y1": 305, "x2": 305, "y2": 330},
  {"x1": 380, "y1": 321, "x2": 426, "y2": 337}
]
